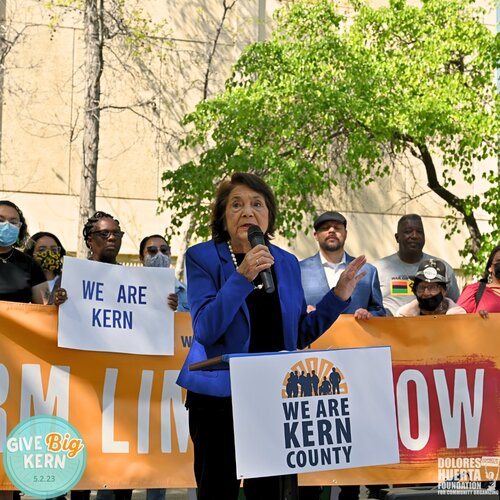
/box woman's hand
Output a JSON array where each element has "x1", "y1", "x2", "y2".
[
  {"x1": 236, "y1": 244, "x2": 274, "y2": 283},
  {"x1": 54, "y1": 287, "x2": 68, "y2": 306},
  {"x1": 478, "y1": 309, "x2": 489, "y2": 319},
  {"x1": 167, "y1": 293, "x2": 179, "y2": 312},
  {"x1": 333, "y1": 255, "x2": 367, "y2": 301}
]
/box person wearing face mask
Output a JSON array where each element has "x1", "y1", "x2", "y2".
[
  {"x1": 396, "y1": 259, "x2": 466, "y2": 316},
  {"x1": 139, "y1": 234, "x2": 189, "y2": 313},
  {"x1": 457, "y1": 244, "x2": 500, "y2": 317},
  {"x1": 24, "y1": 232, "x2": 66, "y2": 300},
  {"x1": 0, "y1": 200, "x2": 48, "y2": 304}
]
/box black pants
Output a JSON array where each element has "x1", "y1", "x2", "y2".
[{"x1": 187, "y1": 391, "x2": 289, "y2": 500}]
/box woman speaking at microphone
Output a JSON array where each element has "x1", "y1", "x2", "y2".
[{"x1": 177, "y1": 172, "x2": 366, "y2": 500}]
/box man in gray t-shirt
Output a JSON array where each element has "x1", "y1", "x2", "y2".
[{"x1": 374, "y1": 214, "x2": 460, "y2": 316}]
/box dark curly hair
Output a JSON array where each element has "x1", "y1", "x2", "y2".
[
  {"x1": 481, "y1": 244, "x2": 500, "y2": 283},
  {"x1": 83, "y1": 211, "x2": 121, "y2": 248},
  {"x1": 25, "y1": 232, "x2": 66, "y2": 258},
  {"x1": 0, "y1": 200, "x2": 29, "y2": 247},
  {"x1": 210, "y1": 172, "x2": 277, "y2": 243}
]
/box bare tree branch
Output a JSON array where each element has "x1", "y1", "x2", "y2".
[{"x1": 203, "y1": 0, "x2": 237, "y2": 100}]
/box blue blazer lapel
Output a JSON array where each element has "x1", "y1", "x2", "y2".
[
  {"x1": 215, "y1": 240, "x2": 237, "y2": 283},
  {"x1": 215, "y1": 240, "x2": 251, "y2": 322}
]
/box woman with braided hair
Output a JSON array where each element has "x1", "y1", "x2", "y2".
[
  {"x1": 54, "y1": 210, "x2": 124, "y2": 308},
  {"x1": 53, "y1": 211, "x2": 131, "y2": 500}
]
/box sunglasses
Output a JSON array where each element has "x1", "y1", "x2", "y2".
[
  {"x1": 90, "y1": 230, "x2": 124, "y2": 240},
  {"x1": 146, "y1": 245, "x2": 170, "y2": 255}
]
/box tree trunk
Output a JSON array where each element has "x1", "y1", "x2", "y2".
[
  {"x1": 77, "y1": 0, "x2": 104, "y2": 258},
  {"x1": 0, "y1": 1, "x2": 6, "y2": 165},
  {"x1": 415, "y1": 142, "x2": 482, "y2": 257}
]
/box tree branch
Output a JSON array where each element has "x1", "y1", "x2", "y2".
[
  {"x1": 414, "y1": 141, "x2": 481, "y2": 254},
  {"x1": 203, "y1": 0, "x2": 237, "y2": 100}
]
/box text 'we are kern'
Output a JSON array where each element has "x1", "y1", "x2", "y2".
[{"x1": 82, "y1": 280, "x2": 148, "y2": 330}]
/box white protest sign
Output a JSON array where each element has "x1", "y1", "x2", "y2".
[
  {"x1": 58, "y1": 256, "x2": 175, "y2": 355},
  {"x1": 230, "y1": 346, "x2": 399, "y2": 479}
]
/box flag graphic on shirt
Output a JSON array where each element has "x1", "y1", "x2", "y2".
[{"x1": 390, "y1": 279, "x2": 413, "y2": 295}]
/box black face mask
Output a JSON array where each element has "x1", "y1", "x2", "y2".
[
  {"x1": 417, "y1": 292, "x2": 444, "y2": 311},
  {"x1": 493, "y1": 262, "x2": 500, "y2": 280}
]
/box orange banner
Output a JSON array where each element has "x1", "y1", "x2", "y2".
[{"x1": 0, "y1": 302, "x2": 498, "y2": 488}]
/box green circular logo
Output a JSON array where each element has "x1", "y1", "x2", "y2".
[{"x1": 3, "y1": 415, "x2": 87, "y2": 498}]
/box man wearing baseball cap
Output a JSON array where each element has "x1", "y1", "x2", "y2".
[
  {"x1": 300, "y1": 211, "x2": 385, "y2": 319},
  {"x1": 300, "y1": 211, "x2": 384, "y2": 500},
  {"x1": 396, "y1": 259, "x2": 466, "y2": 316}
]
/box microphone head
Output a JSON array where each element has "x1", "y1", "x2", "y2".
[{"x1": 247, "y1": 224, "x2": 265, "y2": 247}]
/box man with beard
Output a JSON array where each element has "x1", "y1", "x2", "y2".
[
  {"x1": 300, "y1": 212, "x2": 383, "y2": 499},
  {"x1": 374, "y1": 214, "x2": 460, "y2": 316},
  {"x1": 300, "y1": 211, "x2": 385, "y2": 319},
  {"x1": 396, "y1": 259, "x2": 465, "y2": 316}
]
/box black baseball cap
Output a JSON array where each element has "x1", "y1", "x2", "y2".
[
  {"x1": 313, "y1": 211, "x2": 347, "y2": 231},
  {"x1": 414, "y1": 259, "x2": 448, "y2": 283}
]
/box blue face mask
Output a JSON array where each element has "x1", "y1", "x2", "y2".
[
  {"x1": 144, "y1": 252, "x2": 171, "y2": 268},
  {"x1": 0, "y1": 221, "x2": 20, "y2": 246}
]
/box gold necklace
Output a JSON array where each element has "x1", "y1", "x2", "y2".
[
  {"x1": 227, "y1": 241, "x2": 263, "y2": 290},
  {"x1": 0, "y1": 248, "x2": 14, "y2": 264}
]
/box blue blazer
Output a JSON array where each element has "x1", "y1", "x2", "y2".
[
  {"x1": 176, "y1": 240, "x2": 350, "y2": 397},
  {"x1": 300, "y1": 252, "x2": 385, "y2": 316}
]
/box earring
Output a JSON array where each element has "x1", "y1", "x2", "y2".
[{"x1": 488, "y1": 272, "x2": 492, "y2": 284}]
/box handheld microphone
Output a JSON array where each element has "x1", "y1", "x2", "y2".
[{"x1": 247, "y1": 224, "x2": 275, "y2": 294}]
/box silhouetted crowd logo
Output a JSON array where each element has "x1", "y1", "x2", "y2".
[
  {"x1": 280, "y1": 357, "x2": 353, "y2": 469},
  {"x1": 282, "y1": 357, "x2": 348, "y2": 398}
]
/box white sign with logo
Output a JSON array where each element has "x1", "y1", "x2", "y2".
[
  {"x1": 58, "y1": 256, "x2": 174, "y2": 355},
  {"x1": 230, "y1": 346, "x2": 399, "y2": 478}
]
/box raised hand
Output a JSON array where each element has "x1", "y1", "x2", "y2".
[{"x1": 333, "y1": 255, "x2": 367, "y2": 301}]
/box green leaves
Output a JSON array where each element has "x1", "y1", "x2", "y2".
[{"x1": 162, "y1": 0, "x2": 499, "y2": 274}]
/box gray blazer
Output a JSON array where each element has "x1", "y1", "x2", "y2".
[{"x1": 300, "y1": 252, "x2": 385, "y2": 316}]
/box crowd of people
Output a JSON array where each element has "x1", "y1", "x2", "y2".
[
  {"x1": 1, "y1": 175, "x2": 499, "y2": 500},
  {"x1": 285, "y1": 368, "x2": 342, "y2": 398},
  {"x1": 0, "y1": 203, "x2": 189, "y2": 500}
]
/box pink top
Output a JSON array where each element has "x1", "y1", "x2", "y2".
[{"x1": 457, "y1": 282, "x2": 500, "y2": 313}]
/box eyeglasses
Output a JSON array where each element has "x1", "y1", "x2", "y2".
[
  {"x1": 415, "y1": 283, "x2": 442, "y2": 294},
  {"x1": 90, "y1": 230, "x2": 124, "y2": 240},
  {"x1": 36, "y1": 246, "x2": 61, "y2": 253},
  {"x1": 146, "y1": 245, "x2": 170, "y2": 255}
]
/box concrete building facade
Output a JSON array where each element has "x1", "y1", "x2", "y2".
[{"x1": 0, "y1": 0, "x2": 497, "y2": 278}]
